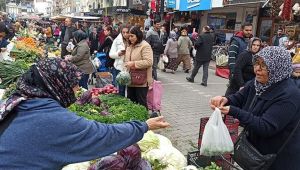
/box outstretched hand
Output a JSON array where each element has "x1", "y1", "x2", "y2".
[{"x1": 146, "y1": 116, "x2": 170, "y2": 130}]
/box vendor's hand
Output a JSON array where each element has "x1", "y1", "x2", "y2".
[
  {"x1": 124, "y1": 61, "x2": 135, "y2": 70},
  {"x1": 209, "y1": 96, "x2": 228, "y2": 110},
  {"x1": 219, "y1": 106, "x2": 230, "y2": 115},
  {"x1": 146, "y1": 116, "x2": 170, "y2": 130}
]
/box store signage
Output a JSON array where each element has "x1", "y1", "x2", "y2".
[
  {"x1": 179, "y1": 0, "x2": 212, "y2": 11},
  {"x1": 115, "y1": 8, "x2": 131, "y2": 13},
  {"x1": 167, "y1": 0, "x2": 176, "y2": 8}
]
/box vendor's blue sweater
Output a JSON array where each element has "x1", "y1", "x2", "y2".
[{"x1": 0, "y1": 98, "x2": 148, "y2": 170}]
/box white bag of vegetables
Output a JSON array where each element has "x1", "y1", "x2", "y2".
[{"x1": 200, "y1": 108, "x2": 234, "y2": 156}]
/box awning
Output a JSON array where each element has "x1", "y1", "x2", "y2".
[{"x1": 224, "y1": 0, "x2": 267, "y2": 6}]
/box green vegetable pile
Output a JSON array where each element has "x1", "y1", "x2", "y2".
[
  {"x1": 69, "y1": 94, "x2": 149, "y2": 124},
  {"x1": 200, "y1": 162, "x2": 222, "y2": 170}
]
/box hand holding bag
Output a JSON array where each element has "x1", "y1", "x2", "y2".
[{"x1": 233, "y1": 96, "x2": 300, "y2": 170}]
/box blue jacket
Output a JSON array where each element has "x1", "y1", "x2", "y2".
[
  {"x1": 0, "y1": 98, "x2": 148, "y2": 170},
  {"x1": 227, "y1": 79, "x2": 300, "y2": 170}
]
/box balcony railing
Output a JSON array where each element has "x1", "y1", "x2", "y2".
[{"x1": 224, "y1": 0, "x2": 267, "y2": 5}]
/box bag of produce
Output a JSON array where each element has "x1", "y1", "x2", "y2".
[
  {"x1": 116, "y1": 69, "x2": 131, "y2": 86},
  {"x1": 200, "y1": 108, "x2": 234, "y2": 156}
]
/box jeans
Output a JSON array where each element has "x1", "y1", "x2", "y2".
[
  {"x1": 190, "y1": 60, "x2": 210, "y2": 85},
  {"x1": 152, "y1": 54, "x2": 160, "y2": 80},
  {"x1": 79, "y1": 74, "x2": 89, "y2": 90},
  {"x1": 111, "y1": 68, "x2": 126, "y2": 96}
]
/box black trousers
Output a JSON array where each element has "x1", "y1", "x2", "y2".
[{"x1": 127, "y1": 87, "x2": 148, "y2": 108}]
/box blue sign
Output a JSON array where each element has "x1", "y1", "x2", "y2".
[
  {"x1": 167, "y1": 0, "x2": 176, "y2": 8},
  {"x1": 179, "y1": 0, "x2": 212, "y2": 11}
]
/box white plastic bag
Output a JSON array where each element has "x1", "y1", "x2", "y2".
[
  {"x1": 158, "y1": 57, "x2": 165, "y2": 70},
  {"x1": 200, "y1": 108, "x2": 234, "y2": 156},
  {"x1": 162, "y1": 54, "x2": 169, "y2": 63},
  {"x1": 66, "y1": 41, "x2": 75, "y2": 52},
  {"x1": 192, "y1": 48, "x2": 197, "y2": 57}
]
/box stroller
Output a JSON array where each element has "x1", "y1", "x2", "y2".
[{"x1": 147, "y1": 80, "x2": 163, "y2": 118}]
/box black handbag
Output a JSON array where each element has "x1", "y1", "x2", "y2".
[{"x1": 233, "y1": 96, "x2": 300, "y2": 170}]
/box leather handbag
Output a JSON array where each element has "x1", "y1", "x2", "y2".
[
  {"x1": 233, "y1": 96, "x2": 300, "y2": 170},
  {"x1": 130, "y1": 69, "x2": 147, "y2": 85}
]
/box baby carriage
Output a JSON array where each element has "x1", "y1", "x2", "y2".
[{"x1": 147, "y1": 80, "x2": 163, "y2": 118}]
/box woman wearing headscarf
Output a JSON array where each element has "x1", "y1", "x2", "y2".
[
  {"x1": 176, "y1": 28, "x2": 193, "y2": 73},
  {"x1": 65, "y1": 30, "x2": 95, "y2": 89},
  {"x1": 225, "y1": 37, "x2": 262, "y2": 95},
  {"x1": 210, "y1": 46, "x2": 300, "y2": 170},
  {"x1": 163, "y1": 31, "x2": 178, "y2": 74},
  {"x1": 0, "y1": 58, "x2": 169, "y2": 169},
  {"x1": 279, "y1": 36, "x2": 289, "y2": 50}
]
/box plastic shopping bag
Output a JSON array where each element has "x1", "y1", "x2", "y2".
[
  {"x1": 147, "y1": 80, "x2": 163, "y2": 111},
  {"x1": 162, "y1": 54, "x2": 169, "y2": 63},
  {"x1": 200, "y1": 108, "x2": 234, "y2": 156},
  {"x1": 158, "y1": 57, "x2": 165, "y2": 70}
]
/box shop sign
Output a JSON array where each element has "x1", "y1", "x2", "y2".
[
  {"x1": 167, "y1": 0, "x2": 176, "y2": 8},
  {"x1": 179, "y1": 0, "x2": 212, "y2": 11},
  {"x1": 115, "y1": 8, "x2": 131, "y2": 13}
]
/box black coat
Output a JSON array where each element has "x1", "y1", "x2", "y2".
[
  {"x1": 194, "y1": 32, "x2": 214, "y2": 62},
  {"x1": 89, "y1": 32, "x2": 99, "y2": 53},
  {"x1": 228, "y1": 50, "x2": 255, "y2": 93},
  {"x1": 228, "y1": 79, "x2": 300, "y2": 170}
]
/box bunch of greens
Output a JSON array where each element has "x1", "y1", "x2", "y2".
[{"x1": 68, "y1": 94, "x2": 149, "y2": 124}]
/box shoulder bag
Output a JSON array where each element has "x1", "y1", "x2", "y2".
[
  {"x1": 128, "y1": 48, "x2": 147, "y2": 86},
  {"x1": 233, "y1": 96, "x2": 300, "y2": 170}
]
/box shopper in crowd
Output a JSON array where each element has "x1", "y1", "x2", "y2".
[
  {"x1": 163, "y1": 31, "x2": 178, "y2": 74},
  {"x1": 225, "y1": 37, "x2": 262, "y2": 95},
  {"x1": 0, "y1": 22, "x2": 9, "y2": 51},
  {"x1": 272, "y1": 28, "x2": 286, "y2": 46},
  {"x1": 176, "y1": 28, "x2": 193, "y2": 73},
  {"x1": 210, "y1": 46, "x2": 300, "y2": 170},
  {"x1": 109, "y1": 25, "x2": 130, "y2": 96},
  {"x1": 53, "y1": 25, "x2": 60, "y2": 41},
  {"x1": 279, "y1": 36, "x2": 289, "y2": 50},
  {"x1": 65, "y1": 30, "x2": 95, "y2": 89},
  {"x1": 98, "y1": 26, "x2": 115, "y2": 83},
  {"x1": 0, "y1": 58, "x2": 169, "y2": 169},
  {"x1": 146, "y1": 19, "x2": 167, "y2": 80},
  {"x1": 89, "y1": 27, "x2": 99, "y2": 55},
  {"x1": 186, "y1": 26, "x2": 214, "y2": 86},
  {"x1": 292, "y1": 49, "x2": 300, "y2": 88},
  {"x1": 61, "y1": 18, "x2": 77, "y2": 58},
  {"x1": 124, "y1": 26, "x2": 153, "y2": 107},
  {"x1": 228, "y1": 22, "x2": 253, "y2": 78}
]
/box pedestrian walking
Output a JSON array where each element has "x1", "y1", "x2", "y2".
[
  {"x1": 186, "y1": 26, "x2": 214, "y2": 86},
  {"x1": 60, "y1": 18, "x2": 77, "y2": 58},
  {"x1": 176, "y1": 28, "x2": 193, "y2": 73},
  {"x1": 163, "y1": 31, "x2": 178, "y2": 74}
]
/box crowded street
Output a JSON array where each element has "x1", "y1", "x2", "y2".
[{"x1": 1, "y1": 0, "x2": 300, "y2": 169}]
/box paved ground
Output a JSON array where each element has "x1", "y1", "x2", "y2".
[{"x1": 155, "y1": 61, "x2": 228, "y2": 155}]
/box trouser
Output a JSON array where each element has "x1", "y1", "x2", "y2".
[
  {"x1": 113, "y1": 68, "x2": 126, "y2": 97},
  {"x1": 152, "y1": 54, "x2": 160, "y2": 80},
  {"x1": 176, "y1": 54, "x2": 192, "y2": 71},
  {"x1": 61, "y1": 44, "x2": 69, "y2": 58},
  {"x1": 127, "y1": 86, "x2": 148, "y2": 108},
  {"x1": 79, "y1": 74, "x2": 90, "y2": 90},
  {"x1": 190, "y1": 60, "x2": 210, "y2": 85}
]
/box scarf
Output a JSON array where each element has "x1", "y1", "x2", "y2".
[
  {"x1": 0, "y1": 58, "x2": 82, "y2": 122},
  {"x1": 253, "y1": 46, "x2": 292, "y2": 96}
]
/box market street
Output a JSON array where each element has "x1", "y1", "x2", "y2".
[{"x1": 156, "y1": 62, "x2": 228, "y2": 155}]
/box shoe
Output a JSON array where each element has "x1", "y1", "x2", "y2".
[
  {"x1": 171, "y1": 70, "x2": 175, "y2": 74},
  {"x1": 162, "y1": 69, "x2": 166, "y2": 72},
  {"x1": 184, "y1": 69, "x2": 189, "y2": 73},
  {"x1": 186, "y1": 77, "x2": 194, "y2": 83},
  {"x1": 201, "y1": 83, "x2": 207, "y2": 87}
]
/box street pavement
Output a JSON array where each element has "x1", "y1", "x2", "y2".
[{"x1": 155, "y1": 61, "x2": 228, "y2": 155}]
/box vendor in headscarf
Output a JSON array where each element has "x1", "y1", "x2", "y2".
[
  {"x1": 65, "y1": 30, "x2": 95, "y2": 89},
  {"x1": 0, "y1": 58, "x2": 169, "y2": 169},
  {"x1": 163, "y1": 31, "x2": 178, "y2": 73},
  {"x1": 225, "y1": 37, "x2": 262, "y2": 95},
  {"x1": 210, "y1": 46, "x2": 300, "y2": 170}
]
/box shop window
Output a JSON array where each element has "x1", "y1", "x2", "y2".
[{"x1": 208, "y1": 13, "x2": 237, "y2": 31}]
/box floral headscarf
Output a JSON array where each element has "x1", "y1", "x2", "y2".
[
  {"x1": 0, "y1": 58, "x2": 82, "y2": 122},
  {"x1": 253, "y1": 46, "x2": 292, "y2": 96}
]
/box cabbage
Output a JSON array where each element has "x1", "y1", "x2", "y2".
[
  {"x1": 96, "y1": 155, "x2": 126, "y2": 170},
  {"x1": 182, "y1": 165, "x2": 199, "y2": 170},
  {"x1": 61, "y1": 161, "x2": 90, "y2": 170},
  {"x1": 118, "y1": 144, "x2": 141, "y2": 168},
  {"x1": 116, "y1": 70, "x2": 131, "y2": 86},
  {"x1": 155, "y1": 134, "x2": 172, "y2": 149},
  {"x1": 137, "y1": 131, "x2": 160, "y2": 153},
  {"x1": 144, "y1": 147, "x2": 187, "y2": 170}
]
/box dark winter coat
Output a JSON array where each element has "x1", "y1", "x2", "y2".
[
  {"x1": 227, "y1": 79, "x2": 300, "y2": 170},
  {"x1": 228, "y1": 50, "x2": 255, "y2": 93},
  {"x1": 145, "y1": 28, "x2": 167, "y2": 55},
  {"x1": 194, "y1": 32, "x2": 214, "y2": 62}
]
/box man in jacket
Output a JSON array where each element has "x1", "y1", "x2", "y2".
[
  {"x1": 146, "y1": 20, "x2": 167, "y2": 80},
  {"x1": 61, "y1": 18, "x2": 77, "y2": 58},
  {"x1": 272, "y1": 28, "x2": 286, "y2": 46},
  {"x1": 186, "y1": 26, "x2": 214, "y2": 86},
  {"x1": 228, "y1": 22, "x2": 252, "y2": 78}
]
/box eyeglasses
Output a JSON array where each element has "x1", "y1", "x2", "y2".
[{"x1": 253, "y1": 61, "x2": 267, "y2": 71}]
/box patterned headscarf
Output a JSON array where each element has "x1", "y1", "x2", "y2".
[
  {"x1": 253, "y1": 46, "x2": 292, "y2": 96},
  {"x1": 0, "y1": 58, "x2": 82, "y2": 122},
  {"x1": 169, "y1": 31, "x2": 177, "y2": 41},
  {"x1": 247, "y1": 37, "x2": 262, "y2": 54}
]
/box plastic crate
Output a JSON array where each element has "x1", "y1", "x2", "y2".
[{"x1": 187, "y1": 151, "x2": 234, "y2": 170}]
